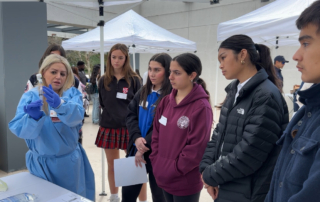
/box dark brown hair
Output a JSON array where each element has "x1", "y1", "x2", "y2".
[
  {"x1": 140, "y1": 53, "x2": 172, "y2": 110},
  {"x1": 172, "y1": 53, "x2": 210, "y2": 98},
  {"x1": 71, "y1": 66, "x2": 79, "y2": 78},
  {"x1": 296, "y1": 0, "x2": 320, "y2": 33},
  {"x1": 90, "y1": 64, "x2": 101, "y2": 84},
  {"x1": 219, "y1": 34, "x2": 282, "y2": 92},
  {"x1": 103, "y1": 43, "x2": 139, "y2": 91},
  {"x1": 38, "y1": 44, "x2": 66, "y2": 68}
]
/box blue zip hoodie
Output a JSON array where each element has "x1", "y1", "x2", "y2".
[
  {"x1": 138, "y1": 90, "x2": 160, "y2": 138},
  {"x1": 126, "y1": 88, "x2": 161, "y2": 155}
]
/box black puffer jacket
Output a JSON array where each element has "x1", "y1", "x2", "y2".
[{"x1": 200, "y1": 68, "x2": 289, "y2": 202}]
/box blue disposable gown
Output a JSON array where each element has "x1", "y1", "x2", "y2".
[{"x1": 9, "y1": 87, "x2": 95, "y2": 200}]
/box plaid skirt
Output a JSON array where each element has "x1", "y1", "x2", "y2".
[{"x1": 95, "y1": 127, "x2": 129, "y2": 150}]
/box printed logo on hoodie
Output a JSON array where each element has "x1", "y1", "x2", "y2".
[{"x1": 177, "y1": 116, "x2": 190, "y2": 129}]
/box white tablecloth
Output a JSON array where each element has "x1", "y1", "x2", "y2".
[{"x1": 0, "y1": 172, "x2": 92, "y2": 202}]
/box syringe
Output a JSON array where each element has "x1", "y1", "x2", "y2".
[{"x1": 36, "y1": 74, "x2": 43, "y2": 111}]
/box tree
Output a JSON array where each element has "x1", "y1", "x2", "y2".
[{"x1": 47, "y1": 36, "x2": 107, "y2": 77}]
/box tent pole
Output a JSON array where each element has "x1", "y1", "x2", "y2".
[
  {"x1": 132, "y1": 44, "x2": 136, "y2": 71},
  {"x1": 98, "y1": 0, "x2": 107, "y2": 197}
]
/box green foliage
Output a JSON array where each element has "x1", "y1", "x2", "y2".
[{"x1": 48, "y1": 36, "x2": 108, "y2": 76}]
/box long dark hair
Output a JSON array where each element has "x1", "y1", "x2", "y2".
[
  {"x1": 219, "y1": 34, "x2": 282, "y2": 92},
  {"x1": 140, "y1": 53, "x2": 172, "y2": 110},
  {"x1": 104, "y1": 43, "x2": 139, "y2": 91},
  {"x1": 172, "y1": 53, "x2": 210, "y2": 98},
  {"x1": 90, "y1": 64, "x2": 101, "y2": 84},
  {"x1": 38, "y1": 44, "x2": 66, "y2": 68}
]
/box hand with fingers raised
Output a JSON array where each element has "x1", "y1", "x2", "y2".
[
  {"x1": 24, "y1": 100, "x2": 44, "y2": 120},
  {"x1": 43, "y1": 84, "x2": 62, "y2": 108}
]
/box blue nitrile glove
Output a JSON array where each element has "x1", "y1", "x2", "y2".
[
  {"x1": 43, "y1": 84, "x2": 61, "y2": 108},
  {"x1": 23, "y1": 100, "x2": 43, "y2": 120}
]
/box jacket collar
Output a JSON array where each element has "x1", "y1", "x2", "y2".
[
  {"x1": 225, "y1": 67, "x2": 269, "y2": 99},
  {"x1": 298, "y1": 83, "x2": 320, "y2": 107},
  {"x1": 274, "y1": 66, "x2": 281, "y2": 73}
]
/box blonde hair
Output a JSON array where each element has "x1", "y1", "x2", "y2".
[
  {"x1": 38, "y1": 54, "x2": 74, "y2": 114},
  {"x1": 104, "y1": 43, "x2": 139, "y2": 91}
]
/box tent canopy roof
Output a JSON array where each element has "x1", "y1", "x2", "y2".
[
  {"x1": 217, "y1": 0, "x2": 316, "y2": 47},
  {"x1": 62, "y1": 9, "x2": 197, "y2": 53}
]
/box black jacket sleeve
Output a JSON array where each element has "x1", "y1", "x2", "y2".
[
  {"x1": 98, "y1": 76, "x2": 105, "y2": 108},
  {"x1": 199, "y1": 123, "x2": 220, "y2": 173},
  {"x1": 144, "y1": 127, "x2": 153, "y2": 148},
  {"x1": 202, "y1": 93, "x2": 285, "y2": 187},
  {"x1": 126, "y1": 88, "x2": 142, "y2": 154}
]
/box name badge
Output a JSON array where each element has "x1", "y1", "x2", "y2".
[
  {"x1": 116, "y1": 92, "x2": 127, "y2": 100},
  {"x1": 159, "y1": 115, "x2": 167, "y2": 126},
  {"x1": 50, "y1": 110, "x2": 61, "y2": 122},
  {"x1": 139, "y1": 101, "x2": 148, "y2": 108}
]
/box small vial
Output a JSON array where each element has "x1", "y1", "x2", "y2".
[{"x1": 36, "y1": 74, "x2": 43, "y2": 111}]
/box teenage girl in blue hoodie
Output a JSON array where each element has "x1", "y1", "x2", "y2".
[{"x1": 122, "y1": 53, "x2": 172, "y2": 202}]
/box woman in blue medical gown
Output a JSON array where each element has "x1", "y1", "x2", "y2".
[{"x1": 9, "y1": 54, "x2": 95, "y2": 200}]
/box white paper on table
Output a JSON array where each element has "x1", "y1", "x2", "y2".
[
  {"x1": 114, "y1": 157, "x2": 148, "y2": 187},
  {"x1": 47, "y1": 193, "x2": 92, "y2": 202}
]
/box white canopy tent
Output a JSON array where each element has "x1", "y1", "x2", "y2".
[
  {"x1": 217, "y1": 0, "x2": 316, "y2": 47},
  {"x1": 62, "y1": 9, "x2": 197, "y2": 69},
  {"x1": 62, "y1": 9, "x2": 196, "y2": 53},
  {"x1": 214, "y1": 0, "x2": 316, "y2": 108}
]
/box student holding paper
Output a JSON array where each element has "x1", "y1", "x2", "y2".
[
  {"x1": 122, "y1": 53, "x2": 172, "y2": 202},
  {"x1": 149, "y1": 53, "x2": 213, "y2": 202},
  {"x1": 95, "y1": 43, "x2": 141, "y2": 202}
]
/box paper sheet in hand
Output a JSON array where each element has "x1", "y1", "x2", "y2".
[{"x1": 114, "y1": 157, "x2": 148, "y2": 187}]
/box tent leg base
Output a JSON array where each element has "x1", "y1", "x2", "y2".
[{"x1": 99, "y1": 192, "x2": 107, "y2": 196}]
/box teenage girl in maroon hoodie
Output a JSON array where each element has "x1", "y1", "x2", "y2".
[{"x1": 149, "y1": 53, "x2": 213, "y2": 202}]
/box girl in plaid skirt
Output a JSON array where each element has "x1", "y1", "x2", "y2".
[{"x1": 95, "y1": 43, "x2": 141, "y2": 202}]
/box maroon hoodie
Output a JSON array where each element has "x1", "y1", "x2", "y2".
[{"x1": 150, "y1": 83, "x2": 213, "y2": 196}]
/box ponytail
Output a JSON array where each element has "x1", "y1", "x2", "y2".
[
  {"x1": 196, "y1": 78, "x2": 210, "y2": 97},
  {"x1": 255, "y1": 44, "x2": 283, "y2": 92},
  {"x1": 220, "y1": 35, "x2": 282, "y2": 92}
]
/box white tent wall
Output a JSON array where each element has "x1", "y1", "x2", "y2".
[{"x1": 138, "y1": 0, "x2": 300, "y2": 117}]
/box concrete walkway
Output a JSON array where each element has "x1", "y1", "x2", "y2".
[{"x1": 84, "y1": 106, "x2": 213, "y2": 202}]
